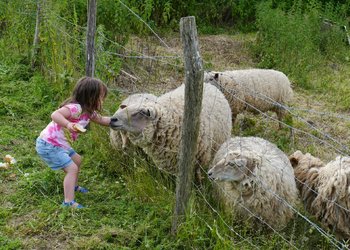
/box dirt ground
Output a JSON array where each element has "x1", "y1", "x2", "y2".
[{"x1": 115, "y1": 34, "x2": 256, "y2": 94}]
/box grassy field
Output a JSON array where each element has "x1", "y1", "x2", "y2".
[{"x1": 1, "y1": 33, "x2": 350, "y2": 249}]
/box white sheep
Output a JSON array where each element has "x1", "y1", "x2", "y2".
[
  {"x1": 289, "y1": 150, "x2": 350, "y2": 239},
  {"x1": 110, "y1": 93, "x2": 157, "y2": 150},
  {"x1": 110, "y1": 83, "x2": 232, "y2": 175},
  {"x1": 208, "y1": 136, "x2": 298, "y2": 230},
  {"x1": 204, "y1": 69, "x2": 293, "y2": 128}
]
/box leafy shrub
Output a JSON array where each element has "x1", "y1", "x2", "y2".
[{"x1": 254, "y1": 0, "x2": 350, "y2": 89}]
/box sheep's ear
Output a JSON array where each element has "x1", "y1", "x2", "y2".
[
  {"x1": 233, "y1": 158, "x2": 248, "y2": 168},
  {"x1": 289, "y1": 156, "x2": 299, "y2": 168},
  {"x1": 120, "y1": 104, "x2": 127, "y2": 109},
  {"x1": 289, "y1": 150, "x2": 303, "y2": 168}
]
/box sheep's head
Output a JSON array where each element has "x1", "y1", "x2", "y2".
[
  {"x1": 110, "y1": 103, "x2": 157, "y2": 135},
  {"x1": 289, "y1": 150, "x2": 324, "y2": 189},
  {"x1": 289, "y1": 150, "x2": 324, "y2": 170},
  {"x1": 203, "y1": 71, "x2": 221, "y2": 83},
  {"x1": 208, "y1": 150, "x2": 261, "y2": 182}
]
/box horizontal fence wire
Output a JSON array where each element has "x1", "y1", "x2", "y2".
[
  {"x1": 117, "y1": 0, "x2": 170, "y2": 49},
  {"x1": 109, "y1": 87, "x2": 348, "y2": 249},
  {"x1": 108, "y1": 77, "x2": 346, "y2": 247},
  {"x1": 210, "y1": 74, "x2": 350, "y2": 156}
]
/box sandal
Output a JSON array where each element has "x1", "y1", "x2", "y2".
[
  {"x1": 75, "y1": 185, "x2": 89, "y2": 193},
  {"x1": 62, "y1": 200, "x2": 84, "y2": 209}
]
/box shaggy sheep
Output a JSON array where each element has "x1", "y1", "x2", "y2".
[
  {"x1": 110, "y1": 83, "x2": 232, "y2": 175},
  {"x1": 289, "y1": 150, "x2": 350, "y2": 239},
  {"x1": 208, "y1": 136, "x2": 298, "y2": 230},
  {"x1": 204, "y1": 69, "x2": 293, "y2": 127},
  {"x1": 110, "y1": 93, "x2": 157, "y2": 150}
]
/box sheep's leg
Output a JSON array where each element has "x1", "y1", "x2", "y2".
[
  {"x1": 195, "y1": 167, "x2": 204, "y2": 187},
  {"x1": 276, "y1": 109, "x2": 284, "y2": 129},
  {"x1": 277, "y1": 109, "x2": 294, "y2": 140},
  {"x1": 232, "y1": 113, "x2": 237, "y2": 126}
]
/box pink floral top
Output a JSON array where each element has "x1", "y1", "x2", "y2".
[{"x1": 39, "y1": 103, "x2": 94, "y2": 149}]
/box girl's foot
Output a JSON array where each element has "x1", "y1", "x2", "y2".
[
  {"x1": 62, "y1": 200, "x2": 84, "y2": 208},
  {"x1": 74, "y1": 186, "x2": 89, "y2": 193}
]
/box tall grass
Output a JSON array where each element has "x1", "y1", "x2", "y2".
[{"x1": 254, "y1": 0, "x2": 350, "y2": 89}]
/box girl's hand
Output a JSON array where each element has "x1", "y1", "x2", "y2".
[{"x1": 66, "y1": 122, "x2": 77, "y2": 132}]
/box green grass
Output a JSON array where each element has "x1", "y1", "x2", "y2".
[{"x1": 1, "y1": 33, "x2": 350, "y2": 248}]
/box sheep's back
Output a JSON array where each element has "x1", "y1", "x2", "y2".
[
  {"x1": 204, "y1": 71, "x2": 245, "y2": 115},
  {"x1": 222, "y1": 69, "x2": 293, "y2": 112},
  {"x1": 311, "y1": 156, "x2": 350, "y2": 239}
]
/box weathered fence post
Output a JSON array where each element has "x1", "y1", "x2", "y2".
[
  {"x1": 171, "y1": 16, "x2": 204, "y2": 235},
  {"x1": 86, "y1": 0, "x2": 97, "y2": 77},
  {"x1": 31, "y1": 0, "x2": 41, "y2": 68}
]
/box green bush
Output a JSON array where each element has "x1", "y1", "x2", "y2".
[{"x1": 254, "y1": 0, "x2": 350, "y2": 89}]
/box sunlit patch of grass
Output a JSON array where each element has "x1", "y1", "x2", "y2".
[{"x1": 0, "y1": 235, "x2": 22, "y2": 250}]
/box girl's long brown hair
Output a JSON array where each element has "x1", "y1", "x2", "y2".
[{"x1": 60, "y1": 76, "x2": 108, "y2": 114}]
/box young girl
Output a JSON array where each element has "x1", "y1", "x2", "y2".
[{"x1": 36, "y1": 76, "x2": 111, "y2": 208}]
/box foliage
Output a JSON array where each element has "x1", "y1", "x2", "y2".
[{"x1": 254, "y1": 0, "x2": 350, "y2": 89}]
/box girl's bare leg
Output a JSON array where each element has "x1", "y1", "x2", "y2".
[
  {"x1": 71, "y1": 153, "x2": 82, "y2": 187},
  {"x1": 62, "y1": 162, "x2": 79, "y2": 202}
]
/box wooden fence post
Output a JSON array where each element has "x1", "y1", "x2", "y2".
[
  {"x1": 86, "y1": 0, "x2": 97, "y2": 77},
  {"x1": 171, "y1": 16, "x2": 204, "y2": 235},
  {"x1": 31, "y1": 0, "x2": 41, "y2": 69}
]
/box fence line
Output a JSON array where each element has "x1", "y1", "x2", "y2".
[
  {"x1": 135, "y1": 88, "x2": 350, "y2": 220},
  {"x1": 211, "y1": 72, "x2": 350, "y2": 154},
  {"x1": 50, "y1": 12, "x2": 181, "y2": 62},
  {"x1": 105, "y1": 130, "x2": 256, "y2": 247},
  {"x1": 108, "y1": 89, "x2": 347, "y2": 249},
  {"x1": 214, "y1": 81, "x2": 350, "y2": 156},
  {"x1": 18, "y1": 5, "x2": 350, "y2": 247},
  {"x1": 100, "y1": 30, "x2": 350, "y2": 246},
  {"x1": 289, "y1": 106, "x2": 350, "y2": 121}
]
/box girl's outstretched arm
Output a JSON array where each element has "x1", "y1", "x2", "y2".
[{"x1": 91, "y1": 114, "x2": 111, "y2": 126}]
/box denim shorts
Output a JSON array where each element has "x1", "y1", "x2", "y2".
[{"x1": 36, "y1": 138, "x2": 76, "y2": 170}]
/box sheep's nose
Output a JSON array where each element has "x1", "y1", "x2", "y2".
[
  {"x1": 110, "y1": 117, "x2": 118, "y2": 123},
  {"x1": 208, "y1": 171, "x2": 213, "y2": 180},
  {"x1": 110, "y1": 117, "x2": 118, "y2": 127}
]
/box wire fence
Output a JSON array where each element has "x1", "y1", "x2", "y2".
[{"x1": 15, "y1": 1, "x2": 350, "y2": 249}]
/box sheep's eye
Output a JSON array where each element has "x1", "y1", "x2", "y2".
[
  {"x1": 139, "y1": 109, "x2": 150, "y2": 117},
  {"x1": 228, "y1": 161, "x2": 235, "y2": 167}
]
